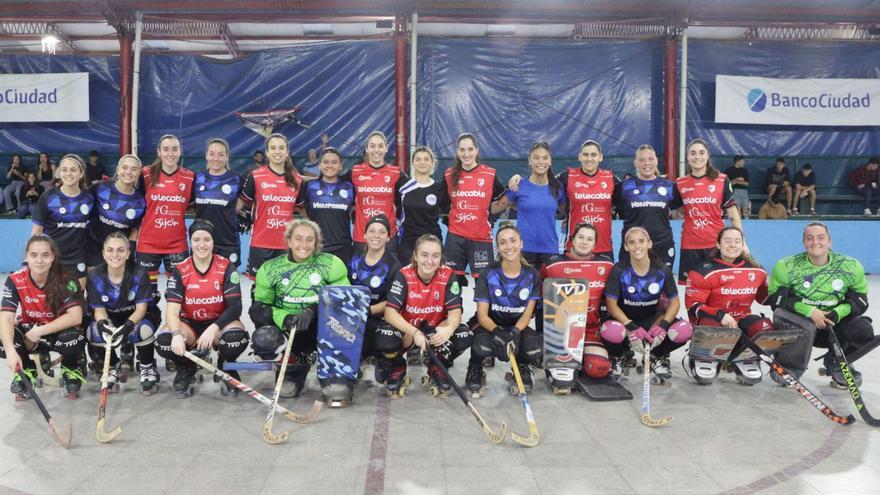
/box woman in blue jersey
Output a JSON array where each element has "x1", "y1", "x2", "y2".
[
  {"x1": 298, "y1": 147, "x2": 355, "y2": 265},
  {"x1": 194, "y1": 138, "x2": 243, "y2": 266},
  {"x1": 87, "y1": 154, "x2": 146, "y2": 270},
  {"x1": 396, "y1": 146, "x2": 443, "y2": 266}
]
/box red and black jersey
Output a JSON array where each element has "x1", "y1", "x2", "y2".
[
  {"x1": 1, "y1": 267, "x2": 81, "y2": 325},
  {"x1": 240, "y1": 165, "x2": 304, "y2": 250},
  {"x1": 557, "y1": 168, "x2": 619, "y2": 254},
  {"x1": 165, "y1": 254, "x2": 241, "y2": 325},
  {"x1": 685, "y1": 258, "x2": 768, "y2": 324},
  {"x1": 138, "y1": 166, "x2": 195, "y2": 254},
  {"x1": 440, "y1": 164, "x2": 506, "y2": 241},
  {"x1": 386, "y1": 265, "x2": 462, "y2": 328},
  {"x1": 543, "y1": 254, "x2": 614, "y2": 331},
  {"x1": 343, "y1": 163, "x2": 408, "y2": 242},
  {"x1": 674, "y1": 174, "x2": 736, "y2": 250}
]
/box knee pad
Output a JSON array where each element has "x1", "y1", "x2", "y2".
[
  {"x1": 518, "y1": 328, "x2": 542, "y2": 365},
  {"x1": 249, "y1": 301, "x2": 275, "y2": 328},
  {"x1": 53, "y1": 328, "x2": 86, "y2": 360},
  {"x1": 374, "y1": 325, "x2": 405, "y2": 357},
  {"x1": 470, "y1": 330, "x2": 495, "y2": 359},
  {"x1": 844, "y1": 316, "x2": 875, "y2": 345},
  {"x1": 218, "y1": 327, "x2": 249, "y2": 362},
  {"x1": 130, "y1": 319, "x2": 157, "y2": 346},
  {"x1": 583, "y1": 343, "x2": 611, "y2": 378},
  {"x1": 154, "y1": 330, "x2": 175, "y2": 360},
  {"x1": 739, "y1": 315, "x2": 774, "y2": 339},
  {"x1": 668, "y1": 320, "x2": 693, "y2": 343},
  {"x1": 252, "y1": 325, "x2": 285, "y2": 361},
  {"x1": 600, "y1": 320, "x2": 626, "y2": 344},
  {"x1": 450, "y1": 324, "x2": 473, "y2": 355},
  {"x1": 87, "y1": 321, "x2": 107, "y2": 346}
]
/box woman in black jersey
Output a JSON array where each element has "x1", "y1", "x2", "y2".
[
  {"x1": 397, "y1": 146, "x2": 443, "y2": 266},
  {"x1": 86, "y1": 154, "x2": 145, "y2": 269},
  {"x1": 31, "y1": 153, "x2": 92, "y2": 288},
  {"x1": 298, "y1": 148, "x2": 355, "y2": 264},
  {"x1": 194, "y1": 138, "x2": 244, "y2": 266},
  {"x1": 36, "y1": 152, "x2": 55, "y2": 190},
  {"x1": 86, "y1": 232, "x2": 160, "y2": 395}
]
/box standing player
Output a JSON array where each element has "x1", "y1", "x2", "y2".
[
  {"x1": 397, "y1": 146, "x2": 443, "y2": 266},
  {"x1": 342, "y1": 131, "x2": 408, "y2": 256},
  {"x1": 768, "y1": 223, "x2": 875, "y2": 386},
  {"x1": 155, "y1": 221, "x2": 246, "y2": 398},
  {"x1": 673, "y1": 139, "x2": 743, "y2": 283},
  {"x1": 0, "y1": 236, "x2": 85, "y2": 399},
  {"x1": 238, "y1": 133, "x2": 304, "y2": 278},
  {"x1": 348, "y1": 215, "x2": 401, "y2": 361},
  {"x1": 439, "y1": 133, "x2": 508, "y2": 287},
  {"x1": 194, "y1": 138, "x2": 243, "y2": 267},
  {"x1": 86, "y1": 155, "x2": 146, "y2": 270},
  {"x1": 467, "y1": 225, "x2": 541, "y2": 395},
  {"x1": 510, "y1": 139, "x2": 619, "y2": 259},
  {"x1": 543, "y1": 223, "x2": 617, "y2": 382},
  {"x1": 379, "y1": 234, "x2": 470, "y2": 397},
  {"x1": 249, "y1": 219, "x2": 348, "y2": 398},
  {"x1": 616, "y1": 145, "x2": 677, "y2": 268},
  {"x1": 136, "y1": 134, "x2": 195, "y2": 309},
  {"x1": 685, "y1": 227, "x2": 769, "y2": 385},
  {"x1": 299, "y1": 148, "x2": 355, "y2": 264},
  {"x1": 495, "y1": 142, "x2": 565, "y2": 269},
  {"x1": 603, "y1": 227, "x2": 692, "y2": 383},
  {"x1": 31, "y1": 154, "x2": 93, "y2": 288},
  {"x1": 86, "y1": 232, "x2": 160, "y2": 394}
]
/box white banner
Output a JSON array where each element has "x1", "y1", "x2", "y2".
[
  {"x1": 715, "y1": 75, "x2": 880, "y2": 126},
  {"x1": 0, "y1": 73, "x2": 89, "y2": 122}
]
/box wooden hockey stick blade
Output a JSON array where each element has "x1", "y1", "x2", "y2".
[
  {"x1": 510, "y1": 422, "x2": 539, "y2": 447},
  {"x1": 507, "y1": 342, "x2": 540, "y2": 447},
  {"x1": 49, "y1": 418, "x2": 73, "y2": 449},
  {"x1": 282, "y1": 400, "x2": 323, "y2": 424},
  {"x1": 32, "y1": 353, "x2": 60, "y2": 387},
  {"x1": 641, "y1": 414, "x2": 673, "y2": 427},
  {"x1": 467, "y1": 403, "x2": 507, "y2": 444},
  {"x1": 96, "y1": 418, "x2": 121, "y2": 443},
  {"x1": 261, "y1": 421, "x2": 288, "y2": 445}
]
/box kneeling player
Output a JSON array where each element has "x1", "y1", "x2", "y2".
[
  {"x1": 155, "y1": 221, "x2": 247, "y2": 398},
  {"x1": 249, "y1": 219, "x2": 348, "y2": 398},
  {"x1": 379, "y1": 234, "x2": 470, "y2": 397},
  {"x1": 686, "y1": 227, "x2": 771, "y2": 385},
  {"x1": 468, "y1": 225, "x2": 541, "y2": 395},
  {"x1": 0, "y1": 235, "x2": 85, "y2": 399},
  {"x1": 543, "y1": 223, "x2": 616, "y2": 390},
  {"x1": 768, "y1": 222, "x2": 875, "y2": 387},
  {"x1": 86, "y1": 232, "x2": 161, "y2": 394},
  {"x1": 603, "y1": 227, "x2": 692, "y2": 383}
]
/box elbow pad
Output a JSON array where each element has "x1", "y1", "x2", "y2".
[{"x1": 845, "y1": 290, "x2": 870, "y2": 318}]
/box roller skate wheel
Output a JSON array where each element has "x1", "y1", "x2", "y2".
[
  {"x1": 552, "y1": 387, "x2": 571, "y2": 396},
  {"x1": 142, "y1": 384, "x2": 158, "y2": 396},
  {"x1": 429, "y1": 386, "x2": 440, "y2": 397},
  {"x1": 504, "y1": 372, "x2": 513, "y2": 382},
  {"x1": 213, "y1": 374, "x2": 221, "y2": 383},
  {"x1": 35, "y1": 378, "x2": 44, "y2": 388},
  {"x1": 356, "y1": 369, "x2": 364, "y2": 381},
  {"x1": 197, "y1": 375, "x2": 204, "y2": 384},
  {"x1": 15, "y1": 393, "x2": 28, "y2": 402},
  {"x1": 66, "y1": 391, "x2": 79, "y2": 400},
  {"x1": 636, "y1": 365, "x2": 645, "y2": 374},
  {"x1": 420, "y1": 375, "x2": 430, "y2": 386},
  {"x1": 470, "y1": 390, "x2": 482, "y2": 399},
  {"x1": 818, "y1": 367, "x2": 828, "y2": 376},
  {"x1": 403, "y1": 377, "x2": 412, "y2": 386}
]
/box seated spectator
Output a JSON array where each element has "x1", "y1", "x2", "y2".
[
  {"x1": 36, "y1": 152, "x2": 55, "y2": 190},
  {"x1": 765, "y1": 157, "x2": 792, "y2": 214},
  {"x1": 250, "y1": 150, "x2": 266, "y2": 172},
  {"x1": 758, "y1": 194, "x2": 788, "y2": 220},
  {"x1": 3, "y1": 154, "x2": 26, "y2": 214},
  {"x1": 724, "y1": 154, "x2": 751, "y2": 218},
  {"x1": 17, "y1": 172, "x2": 44, "y2": 219},
  {"x1": 791, "y1": 163, "x2": 817, "y2": 215},
  {"x1": 300, "y1": 148, "x2": 319, "y2": 177},
  {"x1": 85, "y1": 150, "x2": 105, "y2": 185},
  {"x1": 848, "y1": 157, "x2": 880, "y2": 215}
]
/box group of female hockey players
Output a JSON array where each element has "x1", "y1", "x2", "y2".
[{"x1": 0, "y1": 131, "x2": 874, "y2": 416}]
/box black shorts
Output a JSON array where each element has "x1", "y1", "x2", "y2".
[
  {"x1": 522, "y1": 252, "x2": 556, "y2": 271},
  {"x1": 246, "y1": 247, "x2": 286, "y2": 277},
  {"x1": 443, "y1": 232, "x2": 493, "y2": 276},
  {"x1": 678, "y1": 248, "x2": 715, "y2": 283},
  {"x1": 180, "y1": 317, "x2": 214, "y2": 338},
  {"x1": 85, "y1": 239, "x2": 104, "y2": 269},
  {"x1": 214, "y1": 245, "x2": 242, "y2": 268},
  {"x1": 324, "y1": 244, "x2": 354, "y2": 267},
  {"x1": 62, "y1": 260, "x2": 87, "y2": 280},
  {"x1": 135, "y1": 251, "x2": 188, "y2": 275}
]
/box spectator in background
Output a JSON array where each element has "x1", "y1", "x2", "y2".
[
  {"x1": 36, "y1": 152, "x2": 55, "y2": 190},
  {"x1": 725, "y1": 154, "x2": 751, "y2": 218},
  {"x1": 17, "y1": 172, "x2": 43, "y2": 219},
  {"x1": 791, "y1": 163, "x2": 817, "y2": 215},
  {"x1": 300, "y1": 148, "x2": 320, "y2": 177},
  {"x1": 848, "y1": 157, "x2": 880, "y2": 215},
  {"x1": 3, "y1": 154, "x2": 26, "y2": 214},
  {"x1": 250, "y1": 150, "x2": 267, "y2": 172},
  {"x1": 766, "y1": 157, "x2": 792, "y2": 214},
  {"x1": 317, "y1": 132, "x2": 330, "y2": 157},
  {"x1": 85, "y1": 150, "x2": 105, "y2": 185},
  {"x1": 759, "y1": 194, "x2": 788, "y2": 220}
]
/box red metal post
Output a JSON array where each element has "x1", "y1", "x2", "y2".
[
  {"x1": 394, "y1": 15, "x2": 408, "y2": 169},
  {"x1": 663, "y1": 36, "x2": 677, "y2": 179},
  {"x1": 118, "y1": 31, "x2": 133, "y2": 155}
]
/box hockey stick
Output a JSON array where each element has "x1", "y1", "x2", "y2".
[
  {"x1": 32, "y1": 352, "x2": 60, "y2": 387},
  {"x1": 96, "y1": 326, "x2": 124, "y2": 443},
  {"x1": 16, "y1": 364, "x2": 72, "y2": 448},
  {"x1": 424, "y1": 345, "x2": 507, "y2": 445},
  {"x1": 738, "y1": 331, "x2": 854, "y2": 425},
  {"x1": 825, "y1": 324, "x2": 880, "y2": 426},
  {"x1": 640, "y1": 343, "x2": 672, "y2": 427},
  {"x1": 185, "y1": 351, "x2": 321, "y2": 424},
  {"x1": 506, "y1": 342, "x2": 539, "y2": 447},
  {"x1": 263, "y1": 322, "x2": 299, "y2": 445}
]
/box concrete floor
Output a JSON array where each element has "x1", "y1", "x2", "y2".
[{"x1": 1, "y1": 276, "x2": 880, "y2": 495}]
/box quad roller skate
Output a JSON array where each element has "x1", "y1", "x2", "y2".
[
  {"x1": 60, "y1": 365, "x2": 87, "y2": 399},
  {"x1": 10, "y1": 368, "x2": 37, "y2": 401},
  {"x1": 422, "y1": 362, "x2": 451, "y2": 398},
  {"x1": 465, "y1": 363, "x2": 486, "y2": 398},
  {"x1": 505, "y1": 364, "x2": 532, "y2": 395},
  {"x1": 139, "y1": 362, "x2": 160, "y2": 396}
]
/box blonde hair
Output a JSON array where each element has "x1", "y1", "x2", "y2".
[{"x1": 284, "y1": 218, "x2": 324, "y2": 254}]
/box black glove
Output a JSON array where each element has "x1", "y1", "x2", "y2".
[
  {"x1": 419, "y1": 320, "x2": 437, "y2": 338},
  {"x1": 492, "y1": 326, "x2": 514, "y2": 362},
  {"x1": 285, "y1": 306, "x2": 316, "y2": 333},
  {"x1": 98, "y1": 319, "x2": 127, "y2": 347},
  {"x1": 825, "y1": 311, "x2": 839, "y2": 324},
  {"x1": 237, "y1": 209, "x2": 253, "y2": 234}
]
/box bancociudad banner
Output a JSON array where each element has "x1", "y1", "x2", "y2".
[{"x1": 0, "y1": 72, "x2": 89, "y2": 122}]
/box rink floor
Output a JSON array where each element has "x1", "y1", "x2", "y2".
[{"x1": 1, "y1": 275, "x2": 880, "y2": 495}]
